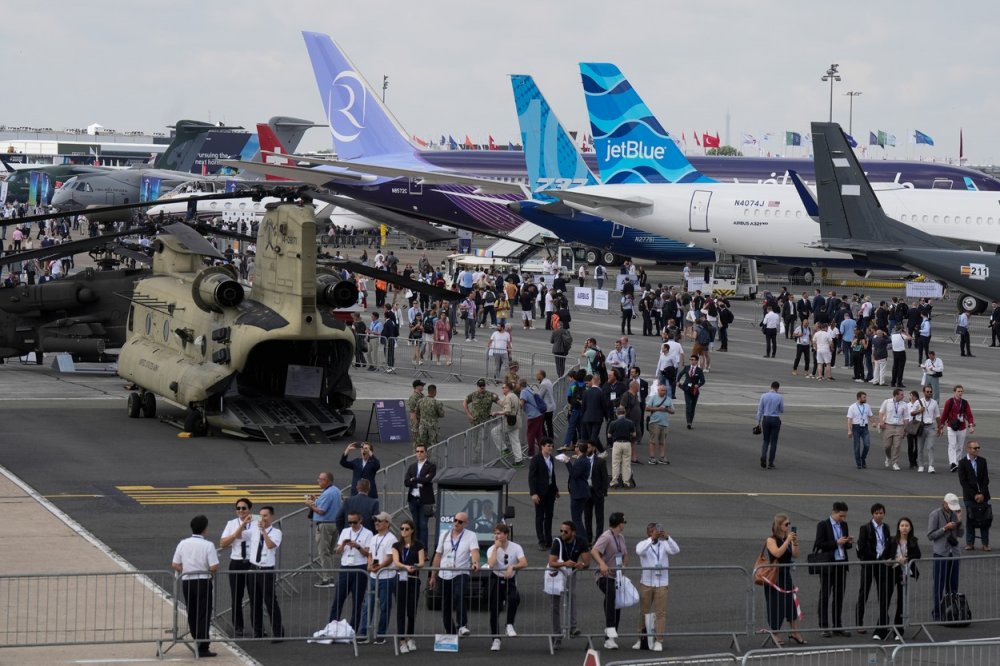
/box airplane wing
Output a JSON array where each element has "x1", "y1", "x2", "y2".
[
  {"x1": 308, "y1": 192, "x2": 456, "y2": 243},
  {"x1": 218, "y1": 160, "x2": 376, "y2": 186},
  {"x1": 545, "y1": 189, "x2": 653, "y2": 210},
  {"x1": 271, "y1": 152, "x2": 525, "y2": 194}
]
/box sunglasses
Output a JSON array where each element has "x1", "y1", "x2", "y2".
[
  {"x1": 236, "y1": 506, "x2": 249, "y2": 511},
  {"x1": 400, "y1": 526, "x2": 412, "y2": 531},
  {"x1": 348, "y1": 521, "x2": 359, "y2": 525},
  {"x1": 454, "y1": 519, "x2": 466, "y2": 524}
]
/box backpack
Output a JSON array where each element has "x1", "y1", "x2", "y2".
[
  {"x1": 720, "y1": 308, "x2": 734, "y2": 326},
  {"x1": 592, "y1": 349, "x2": 608, "y2": 382},
  {"x1": 939, "y1": 592, "x2": 972, "y2": 627},
  {"x1": 568, "y1": 382, "x2": 585, "y2": 408},
  {"x1": 423, "y1": 317, "x2": 435, "y2": 335},
  {"x1": 532, "y1": 390, "x2": 548, "y2": 413},
  {"x1": 696, "y1": 325, "x2": 711, "y2": 346}
]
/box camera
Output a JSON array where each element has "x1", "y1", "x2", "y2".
[{"x1": 946, "y1": 535, "x2": 959, "y2": 547}]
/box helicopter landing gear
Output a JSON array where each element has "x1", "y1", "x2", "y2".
[
  {"x1": 141, "y1": 392, "x2": 156, "y2": 418},
  {"x1": 127, "y1": 392, "x2": 141, "y2": 418},
  {"x1": 183, "y1": 408, "x2": 208, "y2": 437},
  {"x1": 127, "y1": 390, "x2": 157, "y2": 418}
]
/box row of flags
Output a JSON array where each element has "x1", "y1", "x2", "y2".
[
  {"x1": 740, "y1": 129, "x2": 937, "y2": 150},
  {"x1": 410, "y1": 134, "x2": 522, "y2": 151}
]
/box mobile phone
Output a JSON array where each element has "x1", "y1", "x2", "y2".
[{"x1": 791, "y1": 526, "x2": 797, "y2": 534}]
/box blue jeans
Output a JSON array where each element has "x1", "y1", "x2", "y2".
[
  {"x1": 760, "y1": 416, "x2": 781, "y2": 464},
  {"x1": 931, "y1": 555, "x2": 960, "y2": 620},
  {"x1": 359, "y1": 577, "x2": 395, "y2": 636},
  {"x1": 852, "y1": 424, "x2": 871, "y2": 467},
  {"x1": 563, "y1": 410, "x2": 583, "y2": 446},
  {"x1": 965, "y1": 500, "x2": 991, "y2": 547}
]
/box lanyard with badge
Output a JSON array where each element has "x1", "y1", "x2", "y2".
[
  {"x1": 442, "y1": 530, "x2": 464, "y2": 570},
  {"x1": 345, "y1": 528, "x2": 362, "y2": 565},
  {"x1": 651, "y1": 540, "x2": 665, "y2": 578},
  {"x1": 399, "y1": 544, "x2": 412, "y2": 582},
  {"x1": 614, "y1": 534, "x2": 624, "y2": 568}
]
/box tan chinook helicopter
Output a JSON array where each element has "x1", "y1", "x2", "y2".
[{"x1": 118, "y1": 195, "x2": 363, "y2": 443}]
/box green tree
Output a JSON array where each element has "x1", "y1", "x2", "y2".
[{"x1": 706, "y1": 145, "x2": 742, "y2": 156}]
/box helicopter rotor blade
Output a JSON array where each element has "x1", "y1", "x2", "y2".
[{"x1": 319, "y1": 257, "x2": 462, "y2": 302}]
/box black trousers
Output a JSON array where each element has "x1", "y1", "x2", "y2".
[
  {"x1": 959, "y1": 331, "x2": 971, "y2": 356},
  {"x1": 396, "y1": 578, "x2": 421, "y2": 635},
  {"x1": 818, "y1": 562, "x2": 849, "y2": 628},
  {"x1": 571, "y1": 497, "x2": 588, "y2": 543},
  {"x1": 488, "y1": 576, "x2": 520, "y2": 636},
  {"x1": 855, "y1": 563, "x2": 893, "y2": 631},
  {"x1": 584, "y1": 494, "x2": 605, "y2": 546},
  {"x1": 683, "y1": 391, "x2": 699, "y2": 425},
  {"x1": 793, "y1": 344, "x2": 811, "y2": 372},
  {"x1": 534, "y1": 492, "x2": 557, "y2": 545},
  {"x1": 543, "y1": 410, "x2": 554, "y2": 439},
  {"x1": 764, "y1": 328, "x2": 778, "y2": 356},
  {"x1": 228, "y1": 559, "x2": 251, "y2": 632},
  {"x1": 249, "y1": 566, "x2": 283, "y2": 638},
  {"x1": 182, "y1": 578, "x2": 213, "y2": 651},
  {"x1": 918, "y1": 334, "x2": 932, "y2": 362},
  {"x1": 597, "y1": 576, "x2": 620, "y2": 629},
  {"x1": 891, "y1": 351, "x2": 906, "y2": 386}
]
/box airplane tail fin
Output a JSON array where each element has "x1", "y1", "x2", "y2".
[
  {"x1": 579, "y1": 63, "x2": 713, "y2": 185},
  {"x1": 511, "y1": 74, "x2": 598, "y2": 199},
  {"x1": 302, "y1": 31, "x2": 417, "y2": 160},
  {"x1": 256, "y1": 123, "x2": 294, "y2": 181},
  {"x1": 811, "y1": 121, "x2": 946, "y2": 248},
  {"x1": 154, "y1": 120, "x2": 218, "y2": 172},
  {"x1": 0, "y1": 155, "x2": 14, "y2": 173},
  {"x1": 268, "y1": 116, "x2": 322, "y2": 155}
]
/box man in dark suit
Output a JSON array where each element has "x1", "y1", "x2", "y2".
[
  {"x1": 812, "y1": 289, "x2": 827, "y2": 324},
  {"x1": 990, "y1": 301, "x2": 1000, "y2": 347},
  {"x1": 336, "y1": 479, "x2": 379, "y2": 532},
  {"x1": 529, "y1": 438, "x2": 560, "y2": 550},
  {"x1": 404, "y1": 444, "x2": 437, "y2": 548},
  {"x1": 855, "y1": 503, "x2": 894, "y2": 639},
  {"x1": 584, "y1": 439, "x2": 609, "y2": 544},
  {"x1": 796, "y1": 291, "x2": 812, "y2": 323},
  {"x1": 814, "y1": 500, "x2": 853, "y2": 636},
  {"x1": 958, "y1": 440, "x2": 991, "y2": 551},
  {"x1": 676, "y1": 355, "x2": 706, "y2": 429},
  {"x1": 564, "y1": 441, "x2": 592, "y2": 543},
  {"x1": 581, "y1": 375, "x2": 608, "y2": 452},
  {"x1": 340, "y1": 441, "x2": 380, "y2": 498}
]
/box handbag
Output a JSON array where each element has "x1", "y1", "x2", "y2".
[
  {"x1": 806, "y1": 548, "x2": 831, "y2": 575},
  {"x1": 422, "y1": 504, "x2": 436, "y2": 518},
  {"x1": 904, "y1": 420, "x2": 924, "y2": 437},
  {"x1": 543, "y1": 538, "x2": 566, "y2": 595},
  {"x1": 506, "y1": 414, "x2": 517, "y2": 427},
  {"x1": 614, "y1": 570, "x2": 639, "y2": 609},
  {"x1": 753, "y1": 543, "x2": 777, "y2": 586},
  {"x1": 969, "y1": 502, "x2": 994, "y2": 528},
  {"x1": 753, "y1": 424, "x2": 762, "y2": 435}
]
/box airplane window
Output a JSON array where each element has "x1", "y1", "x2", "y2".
[
  {"x1": 989, "y1": 218, "x2": 995, "y2": 225},
  {"x1": 754, "y1": 209, "x2": 760, "y2": 216},
  {"x1": 966, "y1": 216, "x2": 972, "y2": 224},
  {"x1": 933, "y1": 216, "x2": 939, "y2": 224},
  {"x1": 744, "y1": 209, "x2": 750, "y2": 216},
  {"x1": 977, "y1": 217, "x2": 983, "y2": 225},
  {"x1": 900, "y1": 214, "x2": 907, "y2": 222},
  {"x1": 764, "y1": 209, "x2": 770, "y2": 217},
  {"x1": 795, "y1": 210, "x2": 801, "y2": 218},
  {"x1": 922, "y1": 215, "x2": 929, "y2": 223},
  {"x1": 943, "y1": 216, "x2": 950, "y2": 224}
]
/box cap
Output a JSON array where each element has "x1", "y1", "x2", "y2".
[
  {"x1": 944, "y1": 493, "x2": 962, "y2": 511},
  {"x1": 476, "y1": 378, "x2": 487, "y2": 387},
  {"x1": 374, "y1": 511, "x2": 392, "y2": 522},
  {"x1": 412, "y1": 380, "x2": 425, "y2": 388}
]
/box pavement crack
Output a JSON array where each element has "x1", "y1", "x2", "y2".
[{"x1": 241, "y1": 442, "x2": 272, "y2": 480}]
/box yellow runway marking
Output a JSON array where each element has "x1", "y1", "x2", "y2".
[{"x1": 117, "y1": 484, "x2": 315, "y2": 505}]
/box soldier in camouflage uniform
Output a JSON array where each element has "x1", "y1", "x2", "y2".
[
  {"x1": 407, "y1": 380, "x2": 426, "y2": 437},
  {"x1": 464, "y1": 378, "x2": 500, "y2": 464},
  {"x1": 503, "y1": 360, "x2": 521, "y2": 390},
  {"x1": 416, "y1": 384, "x2": 446, "y2": 447}
]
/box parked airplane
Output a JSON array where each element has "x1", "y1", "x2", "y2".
[
  {"x1": 545, "y1": 63, "x2": 1000, "y2": 274},
  {"x1": 800, "y1": 122, "x2": 1000, "y2": 313}
]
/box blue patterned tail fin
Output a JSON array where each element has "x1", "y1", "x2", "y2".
[
  {"x1": 302, "y1": 31, "x2": 416, "y2": 161},
  {"x1": 579, "y1": 62, "x2": 714, "y2": 184},
  {"x1": 511, "y1": 75, "x2": 597, "y2": 200}
]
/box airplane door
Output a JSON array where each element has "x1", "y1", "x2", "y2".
[
  {"x1": 409, "y1": 178, "x2": 423, "y2": 195},
  {"x1": 689, "y1": 190, "x2": 711, "y2": 232},
  {"x1": 611, "y1": 222, "x2": 626, "y2": 239}
]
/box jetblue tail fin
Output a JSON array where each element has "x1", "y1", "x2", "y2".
[
  {"x1": 579, "y1": 63, "x2": 713, "y2": 185},
  {"x1": 302, "y1": 31, "x2": 416, "y2": 160},
  {"x1": 811, "y1": 122, "x2": 949, "y2": 249},
  {"x1": 511, "y1": 74, "x2": 597, "y2": 199},
  {"x1": 154, "y1": 120, "x2": 217, "y2": 171}
]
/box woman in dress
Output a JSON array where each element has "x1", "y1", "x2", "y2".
[
  {"x1": 763, "y1": 514, "x2": 806, "y2": 645},
  {"x1": 890, "y1": 517, "x2": 921, "y2": 634},
  {"x1": 433, "y1": 314, "x2": 452, "y2": 365},
  {"x1": 392, "y1": 519, "x2": 426, "y2": 654}
]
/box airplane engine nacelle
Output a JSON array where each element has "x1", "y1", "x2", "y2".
[
  {"x1": 192, "y1": 266, "x2": 244, "y2": 313},
  {"x1": 316, "y1": 273, "x2": 359, "y2": 308}
]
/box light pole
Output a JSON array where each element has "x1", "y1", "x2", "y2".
[
  {"x1": 382, "y1": 75, "x2": 389, "y2": 104},
  {"x1": 844, "y1": 91, "x2": 862, "y2": 136},
  {"x1": 820, "y1": 64, "x2": 841, "y2": 122}
]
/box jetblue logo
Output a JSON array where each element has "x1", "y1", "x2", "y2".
[
  {"x1": 605, "y1": 140, "x2": 665, "y2": 161},
  {"x1": 327, "y1": 71, "x2": 367, "y2": 143}
]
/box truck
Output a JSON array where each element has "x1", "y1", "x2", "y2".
[
  {"x1": 703, "y1": 258, "x2": 758, "y2": 300},
  {"x1": 425, "y1": 467, "x2": 516, "y2": 610}
]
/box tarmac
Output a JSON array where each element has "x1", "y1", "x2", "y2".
[{"x1": 3, "y1": 255, "x2": 1000, "y2": 664}]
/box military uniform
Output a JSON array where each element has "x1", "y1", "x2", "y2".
[
  {"x1": 502, "y1": 370, "x2": 521, "y2": 389},
  {"x1": 416, "y1": 396, "x2": 446, "y2": 447},
  {"x1": 465, "y1": 388, "x2": 499, "y2": 465},
  {"x1": 407, "y1": 390, "x2": 423, "y2": 431}
]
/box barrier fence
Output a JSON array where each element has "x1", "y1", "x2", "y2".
[{"x1": 5, "y1": 560, "x2": 1000, "y2": 658}]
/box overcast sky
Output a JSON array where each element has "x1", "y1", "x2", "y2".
[{"x1": 6, "y1": 1, "x2": 998, "y2": 164}]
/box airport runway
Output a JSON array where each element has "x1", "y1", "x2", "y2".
[{"x1": 3, "y1": 293, "x2": 999, "y2": 664}]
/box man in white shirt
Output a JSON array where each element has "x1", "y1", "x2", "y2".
[
  {"x1": 889, "y1": 325, "x2": 912, "y2": 388},
  {"x1": 846, "y1": 392, "x2": 873, "y2": 470},
  {"x1": 219, "y1": 498, "x2": 254, "y2": 636},
  {"x1": 620, "y1": 337, "x2": 637, "y2": 371},
  {"x1": 488, "y1": 323, "x2": 512, "y2": 381},
  {"x1": 607, "y1": 340, "x2": 628, "y2": 373},
  {"x1": 171, "y1": 515, "x2": 220, "y2": 658},
  {"x1": 879, "y1": 389, "x2": 909, "y2": 471},
  {"x1": 429, "y1": 511, "x2": 480, "y2": 636},
  {"x1": 328, "y1": 511, "x2": 374, "y2": 629},
  {"x1": 633, "y1": 522, "x2": 680, "y2": 651},
  {"x1": 762, "y1": 306, "x2": 780, "y2": 358},
  {"x1": 248, "y1": 506, "x2": 284, "y2": 641},
  {"x1": 913, "y1": 385, "x2": 941, "y2": 473},
  {"x1": 920, "y1": 350, "x2": 944, "y2": 402},
  {"x1": 486, "y1": 523, "x2": 528, "y2": 651},
  {"x1": 358, "y1": 512, "x2": 398, "y2": 643},
  {"x1": 812, "y1": 323, "x2": 834, "y2": 381},
  {"x1": 663, "y1": 337, "x2": 684, "y2": 398},
  {"x1": 792, "y1": 320, "x2": 812, "y2": 376}
]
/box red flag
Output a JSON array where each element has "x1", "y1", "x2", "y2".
[
  {"x1": 464, "y1": 134, "x2": 474, "y2": 149},
  {"x1": 412, "y1": 135, "x2": 429, "y2": 147},
  {"x1": 702, "y1": 133, "x2": 720, "y2": 148},
  {"x1": 693, "y1": 131, "x2": 701, "y2": 147},
  {"x1": 488, "y1": 135, "x2": 497, "y2": 150}
]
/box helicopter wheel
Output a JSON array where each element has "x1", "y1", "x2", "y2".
[
  {"x1": 141, "y1": 392, "x2": 156, "y2": 418},
  {"x1": 35, "y1": 352, "x2": 44, "y2": 366},
  {"x1": 183, "y1": 408, "x2": 207, "y2": 436},
  {"x1": 127, "y1": 393, "x2": 142, "y2": 418}
]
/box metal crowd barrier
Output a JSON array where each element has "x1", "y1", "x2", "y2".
[
  {"x1": 740, "y1": 644, "x2": 890, "y2": 665},
  {"x1": 606, "y1": 656, "x2": 740, "y2": 666},
  {"x1": 890, "y1": 639, "x2": 1000, "y2": 665}
]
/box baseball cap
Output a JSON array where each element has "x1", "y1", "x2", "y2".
[
  {"x1": 944, "y1": 493, "x2": 962, "y2": 511},
  {"x1": 374, "y1": 512, "x2": 392, "y2": 523},
  {"x1": 412, "y1": 380, "x2": 425, "y2": 388},
  {"x1": 476, "y1": 378, "x2": 487, "y2": 387}
]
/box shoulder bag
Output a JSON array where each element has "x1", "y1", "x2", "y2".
[
  {"x1": 753, "y1": 542, "x2": 778, "y2": 586},
  {"x1": 543, "y1": 538, "x2": 565, "y2": 595}
]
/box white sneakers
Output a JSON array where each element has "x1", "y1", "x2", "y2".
[
  {"x1": 892, "y1": 463, "x2": 901, "y2": 471},
  {"x1": 884, "y1": 457, "x2": 891, "y2": 468},
  {"x1": 491, "y1": 638, "x2": 502, "y2": 651},
  {"x1": 400, "y1": 643, "x2": 410, "y2": 654},
  {"x1": 653, "y1": 641, "x2": 664, "y2": 651},
  {"x1": 506, "y1": 624, "x2": 517, "y2": 637},
  {"x1": 603, "y1": 638, "x2": 619, "y2": 650},
  {"x1": 605, "y1": 628, "x2": 618, "y2": 639},
  {"x1": 458, "y1": 626, "x2": 470, "y2": 637},
  {"x1": 918, "y1": 466, "x2": 925, "y2": 473},
  {"x1": 632, "y1": 640, "x2": 642, "y2": 650},
  {"x1": 928, "y1": 466, "x2": 936, "y2": 474}
]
